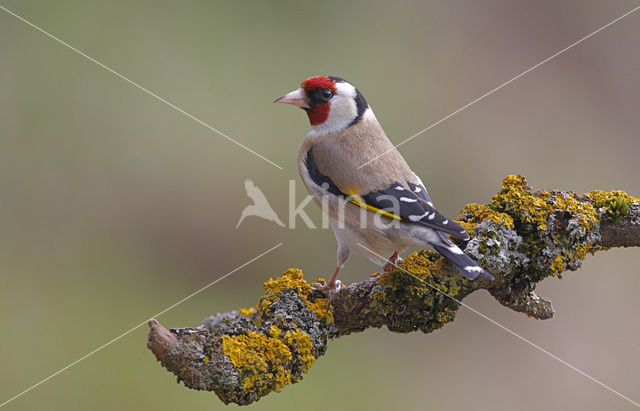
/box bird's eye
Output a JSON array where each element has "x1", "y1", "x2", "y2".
[{"x1": 321, "y1": 89, "x2": 333, "y2": 100}]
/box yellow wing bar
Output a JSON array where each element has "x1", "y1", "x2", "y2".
[{"x1": 349, "y1": 195, "x2": 402, "y2": 221}]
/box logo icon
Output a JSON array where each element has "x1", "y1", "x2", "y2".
[{"x1": 236, "y1": 179, "x2": 285, "y2": 228}]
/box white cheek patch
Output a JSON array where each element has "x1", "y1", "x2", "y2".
[{"x1": 307, "y1": 82, "x2": 358, "y2": 136}]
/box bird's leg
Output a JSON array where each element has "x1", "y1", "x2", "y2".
[
  {"x1": 383, "y1": 251, "x2": 403, "y2": 272},
  {"x1": 328, "y1": 266, "x2": 340, "y2": 289}
]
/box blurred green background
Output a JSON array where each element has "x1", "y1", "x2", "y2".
[{"x1": 1, "y1": 1, "x2": 639, "y2": 410}]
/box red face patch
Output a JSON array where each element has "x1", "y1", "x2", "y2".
[
  {"x1": 306, "y1": 103, "x2": 330, "y2": 125},
  {"x1": 301, "y1": 76, "x2": 337, "y2": 93}
]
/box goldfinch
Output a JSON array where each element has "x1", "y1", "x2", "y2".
[{"x1": 275, "y1": 76, "x2": 493, "y2": 289}]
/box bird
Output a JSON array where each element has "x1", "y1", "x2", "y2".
[
  {"x1": 236, "y1": 179, "x2": 285, "y2": 229},
  {"x1": 274, "y1": 76, "x2": 493, "y2": 290}
]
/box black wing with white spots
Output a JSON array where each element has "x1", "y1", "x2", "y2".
[
  {"x1": 362, "y1": 182, "x2": 470, "y2": 240},
  {"x1": 304, "y1": 150, "x2": 468, "y2": 240},
  {"x1": 407, "y1": 181, "x2": 432, "y2": 203}
]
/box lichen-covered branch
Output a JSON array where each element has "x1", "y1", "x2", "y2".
[{"x1": 147, "y1": 175, "x2": 640, "y2": 405}]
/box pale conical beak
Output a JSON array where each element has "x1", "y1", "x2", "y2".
[{"x1": 273, "y1": 88, "x2": 310, "y2": 109}]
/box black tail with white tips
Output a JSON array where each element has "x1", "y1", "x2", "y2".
[{"x1": 431, "y1": 233, "x2": 494, "y2": 280}]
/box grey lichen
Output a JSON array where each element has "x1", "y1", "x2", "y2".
[{"x1": 463, "y1": 219, "x2": 529, "y2": 275}]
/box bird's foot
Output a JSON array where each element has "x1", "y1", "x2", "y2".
[
  {"x1": 313, "y1": 280, "x2": 341, "y2": 316},
  {"x1": 383, "y1": 251, "x2": 403, "y2": 272},
  {"x1": 313, "y1": 279, "x2": 342, "y2": 294}
]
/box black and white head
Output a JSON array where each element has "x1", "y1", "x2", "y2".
[{"x1": 274, "y1": 76, "x2": 372, "y2": 136}]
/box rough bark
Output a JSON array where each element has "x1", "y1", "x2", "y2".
[{"x1": 147, "y1": 175, "x2": 640, "y2": 405}]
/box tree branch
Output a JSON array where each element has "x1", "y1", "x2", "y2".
[{"x1": 146, "y1": 175, "x2": 640, "y2": 405}]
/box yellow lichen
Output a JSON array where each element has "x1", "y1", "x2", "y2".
[
  {"x1": 484, "y1": 175, "x2": 598, "y2": 230},
  {"x1": 549, "y1": 191, "x2": 598, "y2": 229},
  {"x1": 459, "y1": 203, "x2": 514, "y2": 228},
  {"x1": 203, "y1": 356, "x2": 209, "y2": 363},
  {"x1": 399, "y1": 251, "x2": 445, "y2": 277},
  {"x1": 378, "y1": 250, "x2": 461, "y2": 298},
  {"x1": 269, "y1": 325, "x2": 282, "y2": 338},
  {"x1": 263, "y1": 269, "x2": 313, "y2": 302},
  {"x1": 239, "y1": 306, "x2": 257, "y2": 317},
  {"x1": 588, "y1": 190, "x2": 639, "y2": 206},
  {"x1": 548, "y1": 243, "x2": 593, "y2": 277},
  {"x1": 305, "y1": 298, "x2": 333, "y2": 323},
  {"x1": 258, "y1": 268, "x2": 333, "y2": 323},
  {"x1": 222, "y1": 331, "x2": 293, "y2": 395},
  {"x1": 456, "y1": 176, "x2": 640, "y2": 280},
  {"x1": 576, "y1": 243, "x2": 592, "y2": 259},
  {"x1": 491, "y1": 177, "x2": 638, "y2": 230},
  {"x1": 377, "y1": 273, "x2": 390, "y2": 285},
  {"x1": 550, "y1": 255, "x2": 566, "y2": 276},
  {"x1": 588, "y1": 190, "x2": 639, "y2": 222},
  {"x1": 284, "y1": 329, "x2": 315, "y2": 372}
]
